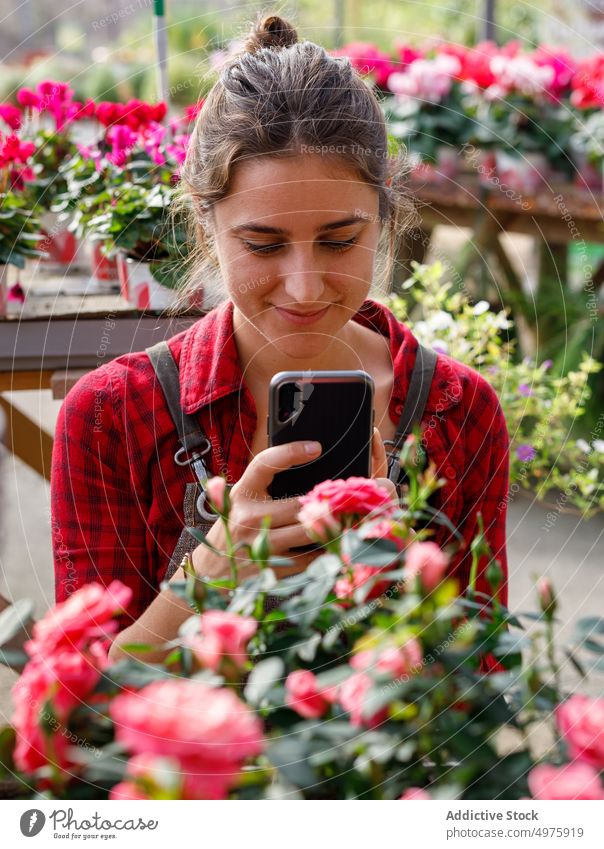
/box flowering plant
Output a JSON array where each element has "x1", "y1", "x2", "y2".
[
  {"x1": 388, "y1": 261, "x2": 604, "y2": 516},
  {"x1": 0, "y1": 129, "x2": 45, "y2": 268},
  {"x1": 1, "y1": 449, "x2": 602, "y2": 801},
  {"x1": 383, "y1": 51, "x2": 473, "y2": 167}
]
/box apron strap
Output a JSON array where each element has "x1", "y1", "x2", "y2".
[
  {"x1": 146, "y1": 340, "x2": 218, "y2": 523},
  {"x1": 387, "y1": 342, "x2": 438, "y2": 485}
]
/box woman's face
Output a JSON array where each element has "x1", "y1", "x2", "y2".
[{"x1": 209, "y1": 153, "x2": 382, "y2": 362}]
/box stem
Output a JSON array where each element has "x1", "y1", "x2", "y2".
[{"x1": 222, "y1": 518, "x2": 238, "y2": 587}]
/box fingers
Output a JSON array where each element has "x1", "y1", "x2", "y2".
[
  {"x1": 236, "y1": 441, "x2": 322, "y2": 496},
  {"x1": 371, "y1": 427, "x2": 389, "y2": 479},
  {"x1": 374, "y1": 476, "x2": 399, "y2": 503}
]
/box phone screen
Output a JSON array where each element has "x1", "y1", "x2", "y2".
[{"x1": 267, "y1": 372, "x2": 374, "y2": 499}]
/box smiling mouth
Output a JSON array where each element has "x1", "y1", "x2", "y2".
[{"x1": 273, "y1": 304, "x2": 331, "y2": 323}]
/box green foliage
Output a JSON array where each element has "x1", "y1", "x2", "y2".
[
  {"x1": 0, "y1": 191, "x2": 46, "y2": 267},
  {"x1": 387, "y1": 261, "x2": 604, "y2": 515}
]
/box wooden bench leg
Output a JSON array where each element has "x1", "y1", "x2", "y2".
[{"x1": 0, "y1": 396, "x2": 53, "y2": 481}]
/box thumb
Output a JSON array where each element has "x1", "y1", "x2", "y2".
[{"x1": 371, "y1": 427, "x2": 388, "y2": 479}]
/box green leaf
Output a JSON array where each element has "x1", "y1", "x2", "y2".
[
  {"x1": 296, "y1": 632, "x2": 322, "y2": 662},
  {"x1": 574, "y1": 616, "x2": 604, "y2": 637},
  {"x1": 0, "y1": 726, "x2": 16, "y2": 778},
  {"x1": 96, "y1": 659, "x2": 173, "y2": 692},
  {"x1": 244, "y1": 657, "x2": 284, "y2": 706},
  {"x1": 267, "y1": 738, "x2": 321, "y2": 789},
  {"x1": 341, "y1": 532, "x2": 400, "y2": 567}
]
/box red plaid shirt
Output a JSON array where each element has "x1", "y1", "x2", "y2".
[{"x1": 51, "y1": 298, "x2": 510, "y2": 633}]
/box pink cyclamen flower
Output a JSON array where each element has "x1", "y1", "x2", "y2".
[
  {"x1": 285, "y1": 670, "x2": 334, "y2": 719},
  {"x1": 399, "y1": 787, "x2": 431, "y2": 799},
  {"x1": 190, "y1": 610, "x2": 257, "y2": 672},
  {"x1": 110, "y1": 679, "x2": 264, "y2": 799},
  {"x1": 0, "y1": 103, "x2": 22, "y2": 130},
  {"x1": 350, "y1": 639, "x2": 423, "y2": 679},
  {"x1": 403, "y1": 541, "x2": 448, "y2": 592},
  {"x1": 556, "y1": 696, "x2": 604, "y2": 770},
  {"x1": 25, "y1": 580, "x2": 132, "y2": 658},
  {"x1": 528, "y1": 761, "x2": 604, "y2": 800}
]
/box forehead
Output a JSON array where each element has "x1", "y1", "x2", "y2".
[{"x1": 215, "y1": 153, "x2": 379, "y2": 221}]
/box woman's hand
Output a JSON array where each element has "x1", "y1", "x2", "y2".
[
  {"x1": 371, "y1": 426, "x2": 398, "y2": 502},
  {"x1": 190, "y1": 441, "x2": 323, "y2": 582}
]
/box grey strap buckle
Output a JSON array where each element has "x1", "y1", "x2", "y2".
[{"x1": 174, "y1": 442, "x2": 219, "y2": 523}]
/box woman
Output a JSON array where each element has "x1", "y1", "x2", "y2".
[{"x1": 50, "y1": 15, "x2": 510, "y2": 662}]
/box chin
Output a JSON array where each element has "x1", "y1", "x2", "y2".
[{"x1": 272, "y1": 334, "x2": 330, "y2": 361}]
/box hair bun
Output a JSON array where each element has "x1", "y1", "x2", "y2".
[{"x1": 243, "y1": 14, "x2": 298, "y2": 54}]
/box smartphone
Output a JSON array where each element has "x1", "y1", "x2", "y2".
[{"x1": 267, "y1": 370, "x2": 375, "y2": 500}]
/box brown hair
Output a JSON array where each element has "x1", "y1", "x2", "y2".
[{"x1": 174, "y1": 11, "x2": 417, "y2": 310}]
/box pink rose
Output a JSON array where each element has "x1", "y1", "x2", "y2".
[
  {"x1": 298, "y1": 477, "x2": 397, "y2": 529},
  {"x1": 338, "y1": 672, "x2": 387, "y2": 728},
  {"x1": 12, "y1": 651, "x2": 102, "y2": 773},
  {"x1": 189, "y1": 610, "x2": 257, "y2": 672},
  {"x1": 351, "y1": 639, "x2": 423, "y2": 679},
  {"x1": 537, "y1": 576, "x2": 557, "y2": 616},
  {"x1": 399, "y1": 787, "x2": 431, "y2": 799},
  {"x1": 205, "y1": 476, "x2": 228, "y2": 514},
  {"x1": 297, "y1": 498, "x2": 340, "y2": 543},
  {"x1": 528, "y1": 762, "x2": 604, "y2": 800},
  {"x1": 110, "y1": 679, "x2": 264, "y2": 799},
  {"x1": 403, "y1": 541, "x2": 448, "y2": 592},
  {"x1": 109, "y1": 781, "x2": 151, "y2": 800},
  {"x1": 26, "y1": 580, "x2": 132, "y2": 658},
  {"x1": 556, "y1": 696, "x2": 604, "y2": 769},
  {"x1": 285, "y1": 670, "x2": 333, "y2": 719},
  {"x1": 334, "y1": 565, "x2": 392, "y2": 603}
]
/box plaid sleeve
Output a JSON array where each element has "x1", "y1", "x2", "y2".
[
  {"x1": 50, "y1": 364, "x2": 152, "y2": 629},
  {"x1": 447, "y1": 373, "x2": 510, "y2": 611}
]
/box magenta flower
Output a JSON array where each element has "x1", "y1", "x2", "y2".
[
  {"x1": 0, "y1": 103, "x2": 22, "y2": 130},
  {"x1": 106, "y1": 124, "x2": 138, "y2": 166},
  {"x1": 516, "y1": 444, "x2": 536, "y2": 463},
  {"x1": 518, "y1": 383, "x2": 533, "y2": 396}
]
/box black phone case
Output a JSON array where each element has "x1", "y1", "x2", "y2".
[{"x1": 267, "y1": 370, "x2": 375, "y2": 499}]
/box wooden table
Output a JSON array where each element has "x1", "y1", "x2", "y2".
[
  {"x1": 395, "y1": 172, "x2": 604, "y2": 354},
  {"x1": 0, "y1": 268, "x2": 201, "y2": 480}
]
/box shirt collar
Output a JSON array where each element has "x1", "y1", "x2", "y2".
[{"x1": 179, "y1": 298, "x2": 462, "y2": 415}]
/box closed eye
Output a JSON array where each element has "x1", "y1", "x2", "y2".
[{"x1": 243, "y1": 237, "x2": 358, "y2": 255}]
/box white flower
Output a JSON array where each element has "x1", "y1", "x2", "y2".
[
  {"x1": 428, "y1": 310, "x2": 455, "y2": 331},
  {"x1": 592, "y1": 439, "x2": 604, "y2": 454},
  {"x1": 576, "y1": 439, "x2": 591, "y2": 454},
  {"x1": 472, "y1": 300, "x2": 490, "y2": 316}
]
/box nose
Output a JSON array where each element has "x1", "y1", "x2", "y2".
[{"x1": 282, "y1": 242, "x2": 326, "y2": 305}]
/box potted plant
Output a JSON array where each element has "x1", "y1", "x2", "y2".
[
  {"x1": 88, "y1": 180, "x2": 187, "y2": 309},
  {"x1": 484, "y1": 51, "x2": 576, "y2": 191},
  {"x1": 569, "y1": 111, "x2": 604, "y2": 191},
  {"x1": 0, "y1": 131, "x2": 45, "y2": 315},
  {"x1": 16, "y1": 82, "x2": 96, "y2": 270},
  {"x1": 384, "y1": 51, "x2": 473, "y2": 181}
]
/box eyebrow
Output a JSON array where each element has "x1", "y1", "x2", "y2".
[{"x1": 230, "y1": 214, "x2": 371, "y2": 236}]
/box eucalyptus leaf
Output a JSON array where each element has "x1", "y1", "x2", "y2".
[{"x1": 244, "y1": 657, "x2": 284, "y2": 706}]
